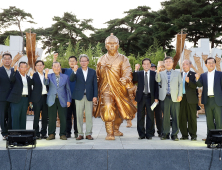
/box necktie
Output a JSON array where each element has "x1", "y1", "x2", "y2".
[
  {"x1": 183, "y1": 72, "x2": 187, "y2": 94},
  {"x1": 144, "y1": 72, "x2": 148, "y2": 94}
]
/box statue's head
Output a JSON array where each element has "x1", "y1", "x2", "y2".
[{"x1": 105, "y1": 33, "x2": 119, "y2": 55}]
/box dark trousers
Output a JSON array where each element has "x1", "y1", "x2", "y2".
[
  {"x1": 33, "y1": 95, "x2": 48, "y2": 137},
  {"x1": 48, "y1": 98, "x2": 67, "y2": 136},
  {"x1": 137, "y1": 94, "x2": 154, "y2": 138},
  {"x1": 162, "y1": 95, "x2": 180, "y2": 137},
  {"x1": 0, "y1": 101, "x2": 12, "y2": 136},
  {"x1": 10, "y1": 97, "x2": 28, "y2": 129},
  {"x1": 66, "y1": 99, "x2": 78, "y2": 135},
  {"x1": 152, "y1": 101, "x2": 163, "y2": 135},
  {"x1": 179, "y1": 94, "x2": 197, "y2": 138},
  {"x1": 205, "y1": 97, "x2": 222, "y2": 134}
]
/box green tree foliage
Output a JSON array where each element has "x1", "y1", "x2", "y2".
[
  {"x1": 44, "y1": 42, "x2": 102, "y2": 70},
  {"x1": 90, "y1": 6, "x2": 178, "y2": 57},
  {"x1": 33, "y1": 12, "x2": 95, "y2": 54},
  {"x1": 3, "y1": 36, "x2": 10, "y2": 46},
  {"x1": 151, "y1": 9, "x2": 179, "y2": 53},
  {"x1": 0, "y1": 30, "x2": 21, "y2": 45},
  {"x1": 2, "y1": 1, "x2": 221, "y2": 69},
  {"x1": 43, "y1": 39, "x2": 170, "y2": 72},
  {"x1": 0, "y1": 6, "x2": 36, "y2": 52},
  {"x1": 162, "y1": 0, "x2": 222, "y2": 48},
  {"x1": 90, "y1": 6, "x2": 156, "y2": 56}
]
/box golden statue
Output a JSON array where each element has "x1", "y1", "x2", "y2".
[{"x1": 94, "y1": 33, "x2": 137, "y2": 140}]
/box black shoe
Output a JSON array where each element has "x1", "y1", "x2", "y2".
[
  {"x1": 171, "y1": 136, "x2": 179, "y2": 141},
  {"x1": 41, "y1": 135, "x2": 48, "y2": 139},
  {"x1": 158, "y1": 134, "x2": 162, "y2": 137},
  {"x1": 74, "y1": 133, "x2": 78, "y2": 138},
  {"x1": 36, "y1": 136, "x2": 41, "y2": 140},
  {"x1": 161, "y1": 135, "x2": 170, "y2": 140},
  {"x1": 66, "y1": 133, "x2": 71, "y2": 138},
  {"x1": 146, "y1": 137, "x2": 152, "y2": 140},
  {"x1": 138, "y1": 136, "x2": 145, "y2": 139},
  {"x1": 3, "y1": 135, "x2": 8, "y2": 140},
  {"x1": 180, "y1": 137, "x2": 189, "y2": 140},
  {"x1": 191, "y1": 137, "x2": 197, "y2": 141}
]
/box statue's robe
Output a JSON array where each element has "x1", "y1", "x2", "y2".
[{"x1": 94, "y1": 53, "x2": 136, "y2": 122}]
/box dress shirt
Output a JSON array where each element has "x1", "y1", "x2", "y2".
[
  {"x1": 82, "y1": 68, "x2": 88, "y2": 93},
  {"x1": 75, "y1": 68, "x2": 88, "y2": 93},
  {"x1": 143, "y1": 70, "x2": 150, "y2": 93},
  {"x1": 183, "y1": 71, "x2": 189, "y2": 94},
  {"x1": 207, "y1": 69, "x2": 215, "y2": 96},
  {"x1": 20, "y1": 73, "x2": 28, "y2": 95},
  {"x1": 3, "y1": 66, "x2": 11, "y2": 78},
  {"x1": 38, "y1": 72, "x2": 47, "y2": 94},
  {"x1": 82, "y1": 68, "x2": 88, "y2": 81}
]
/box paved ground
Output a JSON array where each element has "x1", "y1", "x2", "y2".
[{"x1": 0, "y1": 114, "x2": 209, "y2": 150}]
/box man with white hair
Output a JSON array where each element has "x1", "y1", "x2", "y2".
[
  {"x1": 70, "y1": 54, "x2": 98, "y2": 140},
  {"x1": 179, "y1": 60, "x2": 198, "y2": 141}
]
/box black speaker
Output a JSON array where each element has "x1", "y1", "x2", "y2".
[
  {"x1": 6, "y1": 130, "x2": 36, "y2": 148},
  {"x1": 205, "y1": 129, "x2": 222, "y2": 148}
]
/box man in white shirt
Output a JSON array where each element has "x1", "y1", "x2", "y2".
[
  {"x1": 30, "y1": 60, "x2": 48, "y2": 139},
  {"x1": 7, "y1": 62, "x2": 31, "y2": 129},
  {"x1": 196, "y1": 57, "x2": 222, "y2": 134},
  {"x1": 70, "y1": 54, "x2": 98, "y2": 140}
]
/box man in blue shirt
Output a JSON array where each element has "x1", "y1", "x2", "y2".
[{"x1": 54, "y1": 53, "x2": 78, "y2": 138}]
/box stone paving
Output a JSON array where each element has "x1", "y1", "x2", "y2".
[{"x1": 0, "y1": 114, "x2": 209, "y2": 150}]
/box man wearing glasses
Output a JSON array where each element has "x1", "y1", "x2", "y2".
[
  {"x1": 195, "y1": 57, "x2": 222, "y2": 134},
  {"x1": 70, "y1": 54, "x2": 98, "y2": 140}
]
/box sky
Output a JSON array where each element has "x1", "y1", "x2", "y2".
[
  {"x1": 1, "y1": 0, "x2": 188, "y2": 56},
  {"x1": 1, "y1": 0, "x2": 164, "y2": 29}
]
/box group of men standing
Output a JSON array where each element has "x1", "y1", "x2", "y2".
[
  {"x1": 0, "y1": 52, "x2": 98, "y2": 141},
  {"x1": 0, "y1": 44, "x2": 222, "y2": 142},
  {"x1": 134, "y1": 56, "x2": 222, "y2": 141}
]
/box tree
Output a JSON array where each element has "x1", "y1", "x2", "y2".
[
  {"x1": 151, "y1": 9, "x2": 179, "y2": 53},
  {"x1": 90, "y1": 6, "x2": 155, "y2": 56},
  {"x1": 33, "y1": 12, "x2": 95, "y2": 54},
  {"x1": 0, "y1": 30, "x2": 21, "y2": 45},
  {"x1": 51, "y1": 12, "x2": 95, "y2": 52},
  {"x1": 162, "y1": 0, "x2": 222, "y2": 48},
  {"x1": 0, "y1": 6, "x2": 36, "y2": 52}
]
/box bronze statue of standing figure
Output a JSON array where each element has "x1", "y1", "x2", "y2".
[{"x1": 94, "y1": 33, "x2": 137, "y2": 140}]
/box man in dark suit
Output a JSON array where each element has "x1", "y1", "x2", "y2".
[
  {"x1": 70, "y1": 54, "x2": 98, "y2": 140},
  {"x1": 195, "y1": 57, "x2": 222, "y2": 134},
  {"x1": 0, "y1": 53, "x2": 14, "y2": 139},
  {"x1": 30, "y1": 60, "x2": 48, "y2": 139},
  {"x1": 133, "y1": 59, "x2": 159, "y2": 140},
  {"x1": 53, "y1": 53, "x2": 78, "y2": 138},
  {"x1": 179, "y1": 60, "x2": 198, "y2": 141},
  {"x1": 7, "y1": 62, "x2": 31, "y2": 129},
  {"x1": 44, "y1": 62, "x2": 71, "y2": 140}
]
